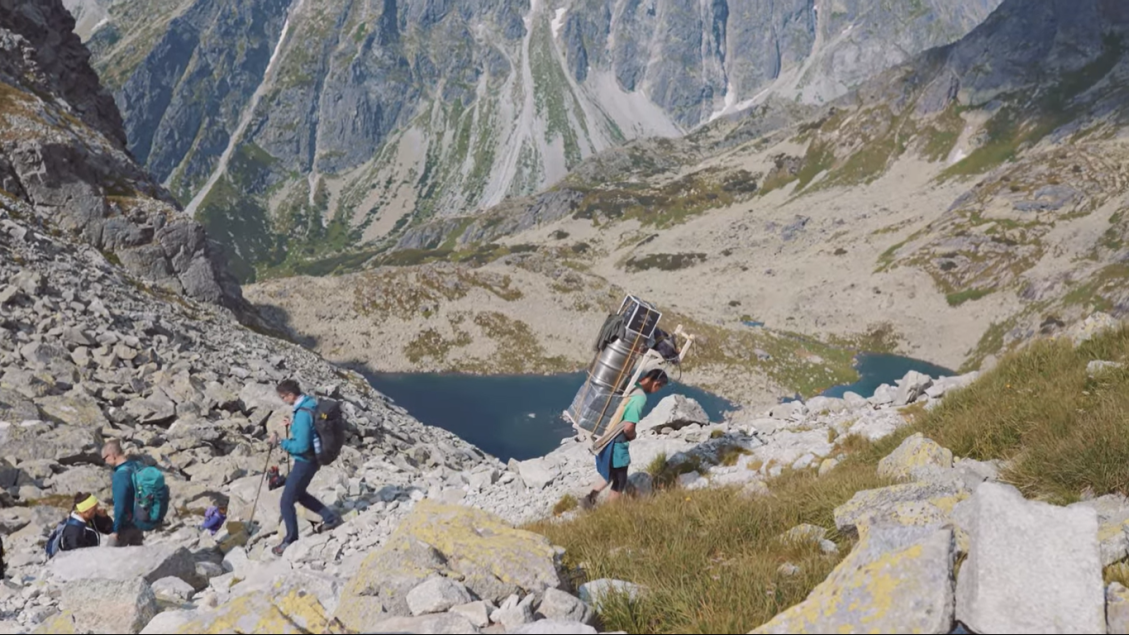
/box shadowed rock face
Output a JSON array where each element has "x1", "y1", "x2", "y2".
[{"x1": 0, "y1": 0, "x2": 247, "y2": 312}]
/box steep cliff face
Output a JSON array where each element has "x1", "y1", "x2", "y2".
[
  {"x1": 0, "y1": 0, "x2": 245, "y2": 310},
  {"x1": 76, "y1": 0, "x2": 999, "y2": 281}
]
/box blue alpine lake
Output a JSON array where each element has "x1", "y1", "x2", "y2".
[
  {"x1": 359, "y1": 353, "x2": 953, "y2": 462},
  {"x1": 819, "y1": 353, "x2": 955, "y2": 399},
  {"x1": 360, "y1": 371, "x2": 735, "y2": 462}
]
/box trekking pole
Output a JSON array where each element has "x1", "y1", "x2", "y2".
[{"x1": 247, "y1": 445, "x2": 273, "y2": 535}]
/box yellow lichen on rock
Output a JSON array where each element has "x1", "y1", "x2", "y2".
[
  {"x1": 877, "y1": 433, "x2": 953, "y2": 481},
  {"x1": 32, "y1": 612, "x2": 78, "y2": 634},
  {"x1": 334, "y1": 500, "x2": 562, "y2": 632},
  {"x1": 171, "y1": 589, "x2": 338, "y2": 634},
  {"x1": 751, "y1": 523, "x2": 954, "y2": 634},
  {"x1": 835, "y1": 480, "x2": 970, "y2": 535}
]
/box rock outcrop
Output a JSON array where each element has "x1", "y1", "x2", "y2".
[{"x1": 0, "y1": 0, "x2": 245, "y2": 310}]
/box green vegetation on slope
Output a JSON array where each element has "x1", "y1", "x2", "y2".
[
  {"x1": 533, "y1": 463, "x2": 892, "y2": 633},
  {"x1": 536, "y1": 325, "x2": 1129, "y2": 632}
]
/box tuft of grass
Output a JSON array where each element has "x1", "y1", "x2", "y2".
[
  {"x1": 645, "y1": 453, "x2": 707, "y2": 491},
  {"x1": 553, "y1": 494, "x2": 579, "y2": 517},
  {"x1": 718, "y1": 445, "x2": 751, "y2": 467}
]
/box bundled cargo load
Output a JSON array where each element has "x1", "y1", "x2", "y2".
[{"x1": 565, "y1": 295, "x2": 694, "y2": 449}]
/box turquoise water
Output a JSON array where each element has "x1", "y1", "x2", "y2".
[
  {"x1": 820, "y1": 353, "x2": 955, "y2": 399},
  {"x1": 361, "y1": 371, "x2": 735, "y2": 462}
]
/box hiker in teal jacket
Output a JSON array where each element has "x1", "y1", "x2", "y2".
[
  {"x1": 268, "y1": 379, "x2": 341, "y2": 556},
  {"x1": 101, "y1": 440, "x2": 144, "y2": 546}
]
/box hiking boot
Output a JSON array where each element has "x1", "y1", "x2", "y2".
[
  {"x1": 271, "y1": 541, "x2": 294, "y2": 557},
  {"x1": 315, "y1": 516, "x2": 343, "y2": 534}
]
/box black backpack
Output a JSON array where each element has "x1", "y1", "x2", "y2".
[{"x1": 299, "y1": 399, "x2": 345, "y2": 465}]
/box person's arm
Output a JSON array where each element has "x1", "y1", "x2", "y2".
[
  {"x1": 111, "y1": 468, "x2": 130, "y2": 534},
  {"x1": 623, "y1": 421, "x2": 637, "y2": 441},
  {"x1": 620, "y1": 394, "x2": 646, "y2": 441},
  {"x1": 93, "y1": 512, "x2": 113, "y2": 535},
  {"x1": 280, "y1": 408, "x2": 312, "y2": 456}
]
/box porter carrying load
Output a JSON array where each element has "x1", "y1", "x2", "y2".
[{"x1": 564, "y1": 295, "x2": 695, "y2": 449}]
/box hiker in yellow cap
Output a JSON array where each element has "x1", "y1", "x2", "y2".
[{"x1": 47, "y1": 492, "x2": 114, "y2": 555}]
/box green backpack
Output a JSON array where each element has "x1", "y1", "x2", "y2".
[{"x1": 130, "y1": 464, "x2": 169, "y2": 531}]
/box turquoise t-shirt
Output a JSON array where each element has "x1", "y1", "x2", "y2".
[{"x1": 613, "y1": 388, "x2": 647, "y2": 468}]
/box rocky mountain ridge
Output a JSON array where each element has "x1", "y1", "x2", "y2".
[
  {"x1": 0, "y1": 0, "x2": 245, "y2": 313},
  {"x1": 73, "y1": 0, "x2": 1000, "y2": 280}
]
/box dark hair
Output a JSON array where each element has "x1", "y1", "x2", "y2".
[
  {"x1": 73, "y1": 492, "x2": 89, "y2": 508},
  {"x1": 276, "y1": 379, "x2": 301, "y2": 396},
  {"x1": 642, "y1": 368, "x2": 670, "y2": 384}
]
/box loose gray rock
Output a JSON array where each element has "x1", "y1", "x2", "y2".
[
  {"x1": 578, "y1": 579, "x2": 643, "y2": 610},
  {"x1": 406, "y1": 577, "x2": 474, "y2": 616},
  {"x1": 151, "y1": 576, "x2": 195, "y2": 603},
  {"x1": 537, "y1": 588, "x2": 595, "y2": 625}
]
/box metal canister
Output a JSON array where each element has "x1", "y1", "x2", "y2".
[{"x1": 588, "y1": 334, "x2": 647, "y2": 392}]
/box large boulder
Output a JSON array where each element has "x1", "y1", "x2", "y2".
[
  {"x1": 35, "y1": 391, "x2": 109, "y2": 428},
  {"x1": 894, "y1": 371, "x2": 934, "y2": 406},
  {"x1": 877, "y1": 433, "x2": 953, "y2": 482},
  {"x1": 751, "y1": 523, "x2": 954, "y2": 634},
  {"x1": 834, "y1": 479, "x2": 969, "y2": 536},
  {"x1": 639, "y1": 395, "x2": 709, "y2": 432},
  {"x1": 0, "y1": 423, "x2": 102, "y2": 463},
  {"x1": 517, "y1": 457, "x2": 560, "y2": 490},
  {"x1": 335, "y1": 501, "x2": 561, "y2": 631},
  {"x1": 955, "y1": 483, "x2": 1103, "y2": 634},
  {"x1": 48, "y1": 465, "x2": 112, "y2": 498},
  {"x1": 48, "y1": 544, "x2": 202, "y2": 589},
  {"x1": 57, "y1": 578, "x2": 158, "y2": 634}
]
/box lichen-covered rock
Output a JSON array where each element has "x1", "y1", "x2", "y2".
[
  {"x1": 751, "y1": 523, "x2": 954, "y2": 634},
  {"x1": 167, "y1": 588, "x2": 333, "y2": 634},
  {"x1": 877, "y1": 433, "x2": 954, "y2": 481},
  {"x1": 835, "y1": 479, "x2": 969, "y2": 535},
  {"x1": 956, "y1": 483, "x2": 1103, "y2": 634},
  {"x1": 335, "y1": 501, "x2": 561, "y2": 630},
  {"x1": 1070, "y1": 495, "x2": 1129, "y2": 566}
]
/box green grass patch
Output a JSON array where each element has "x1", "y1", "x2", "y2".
[
  {"x1": 531, "y1": 461, "x2": 891, "y2": 633},
  {"x1": 946, "y1": 288, "x2": 994, "y2": 307},
  {"x1": 624, "y1": 252, "x2": 708, "y2": 273}
]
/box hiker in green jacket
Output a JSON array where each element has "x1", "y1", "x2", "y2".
[{"x1": 585, "y1": 368, "x2": 669, "y2": 506}]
